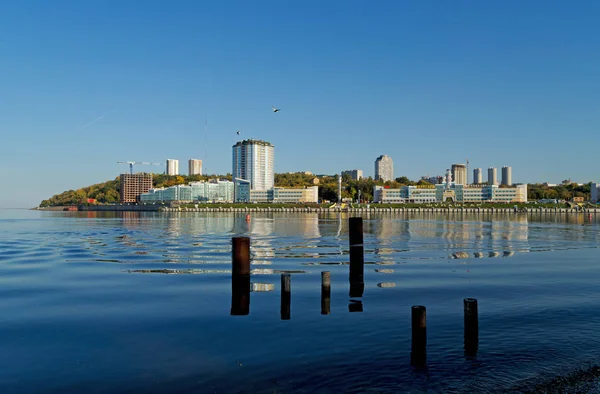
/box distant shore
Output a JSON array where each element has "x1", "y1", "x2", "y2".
[{"x1": 34, "y1": 204, "x2": 599, "y2": 214}]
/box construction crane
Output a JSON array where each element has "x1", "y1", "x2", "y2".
[{"x1": 117, "y1": 161, "x2": 163, "y2": 175}]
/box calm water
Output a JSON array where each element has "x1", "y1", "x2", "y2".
[{"x1": 2, "y1": 209, "x2": 600, "y2": 393}]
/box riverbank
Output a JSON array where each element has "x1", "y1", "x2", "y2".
[
  {"x1": 159, "y1": 206, "x2": 598, "y2": 213},
  {"x1": 36, "y1": 204, "x2": 599, "y2": 214}
]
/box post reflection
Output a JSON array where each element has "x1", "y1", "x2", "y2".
[
  {"x1": 280, "y1": 273, "x2": 291, "y2": 320},
  {"x1": 348, "y1": 299, "x2": 363, "y2": 312},
  {"x1": 231, "y1": 274, "x2": 250, "y2": 316}
]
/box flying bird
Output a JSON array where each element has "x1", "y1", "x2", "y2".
[
  {"x1": 237, "y1": 130, "x2": 241, "y2": 135},
  {"x1": 272, "y1": 105, "x2": 280, "y2": 113}
]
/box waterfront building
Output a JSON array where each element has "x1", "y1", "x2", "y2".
[
  {"x1": 342, "y1": 169, "x2": 363, "y2": 180},
  {"x1": 140, "y1": 180, "x2": 235, "y2": 203},
  {"x1": 120, "y1": 173, "x2": 153, "y2": 203},
  {"x1": 166, "y1": 159, "x2": 179, "y2": 175},
  {"x1": 232, "y1": 139, "x2": 274, "y2": 191},
  {"x1": 234, "y1": 179, "x2": 318, "y2": 203},
  {"x1": 451, "y1": 164, "x2": 467, "y2": 185},
  {"x1": 501, "y1": 166, "x2": 512, "y2": 186},
  {"x1": 488, "y1": 167, "x2": 498, "y2": 186},
  {"x1": 473, "y1": 168, "x2": 483, "y2": 184},
  {"x1": 373, "y1": 183, "x2": 527, "y2": 204},
  {"x1": 188, "y1": 159, "x2": 203, "y2": 176},
  {"x1": 375, "y1": 155, "x2": 394, "y2": 182}
]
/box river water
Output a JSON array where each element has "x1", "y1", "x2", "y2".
[{"x1": 1, "y1": 209, "x2": 600, "y2": 393}]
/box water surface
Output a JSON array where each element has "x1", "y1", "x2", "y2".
[{"x1": 1, "y1": 209, "x2": 600, "y2": 393}]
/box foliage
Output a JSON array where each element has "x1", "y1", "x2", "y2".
[{"x1": 39, "y1": 173, "x2": 595, "y2": 207}]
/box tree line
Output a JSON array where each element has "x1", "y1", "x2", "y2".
[{"x1": 39, "y1": 173, "x2": 594, "y2": 207}]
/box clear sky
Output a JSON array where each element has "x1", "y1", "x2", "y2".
[{"x1": 1, "y1": 0, "x2": 599, "y2": 208}]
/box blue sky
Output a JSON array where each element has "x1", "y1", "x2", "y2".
[{"x1": 1, "y1": 0, "x2": 599, "y2": 207}]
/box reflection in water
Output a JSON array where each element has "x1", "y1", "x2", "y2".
[
  {"x1": 281, "y1": 274, "x2": 291, "y2": 320},
  {"x1": 348, "y1": 299, "x2": 363, "y2": 313},
  {"x1": 231, "y1": 274, "x2": 250, "y2": 316}
]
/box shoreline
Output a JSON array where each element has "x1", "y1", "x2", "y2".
[{"x1": 36, "y1": 205, "x2": 599, "y2": 214}]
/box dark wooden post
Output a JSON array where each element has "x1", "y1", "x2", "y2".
[
  {"x1": 321, "y1": 271, "x2": 331, "y2": 315},
  {"x1": 232, "y1": 237, "x2": 250, "y2": 276},
  {"x1": 281, "y1": 273, "x2": 291, "y2": 320},
  {"x1": 411, "y1": 305, "x2": 427, "y2": 366},
  {"x1": 231, "y1": 237, "x2": 251, "y2": 315},
  {"x1": 349, "y1": 217, "x2": 364, "y2": 297},
  {"x1": 464, "y1": 298, "x2": 479, "y2": 356}
]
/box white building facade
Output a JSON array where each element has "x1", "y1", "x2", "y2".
[
  {"x1": 375, "y1": 155, "x2": 394, "y2": 182},
  {"x1": 232, "y1": 140, "x2": 274, "y2": 190},
  {"x1": 166, "y1": 159, "x2": 179, "y2": 175},
  {"x1": 188, "y1": 159, "x2": 203, "y2": 176},
  {"x1": 140, "y1": 180, "x2": 235, "y2": 203}
]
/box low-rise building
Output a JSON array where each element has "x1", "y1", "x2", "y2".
[
  {"x1": 140, "y1": 180, "x2": 235, "y2": 203},
  {"x1": 234, "y1": 179, "x2": 318, "y2": 203},
  {"x1": 373, "y1": 183, "x2": 527, "y2": 204}
]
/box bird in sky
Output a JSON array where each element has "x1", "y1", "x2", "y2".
[
  {"x1": 237, "y1": 130, "x2": 241, "y2": 135},
  {"x1": 272, "y1": 105, "x2": 280, "y2": 113}
]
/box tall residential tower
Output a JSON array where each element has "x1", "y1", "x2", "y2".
[
  {"x1": 375, "y1": 155, "x2": 394, "y2": 182},
  {"x1": 188, "y1": 159, "x2": 203, "y2": 176},
  {"x1": 501, "y1": 166, "x2": 512, "y2": 186},
  {"x1": 166, "y1": 159, "x2": 179, "y2": 175},
  {"x1": 451, "y1": 164, "x2": 467, "y2": 185},
  {"x1": 473, "y1": 168, "x2": 483, "y2": 184},
  {"x1": 232, "y1": 139, "x2": 274, "y2": 190},
  {"x1": 488, "y1": 167, "x2": 498, "y2": 186}
]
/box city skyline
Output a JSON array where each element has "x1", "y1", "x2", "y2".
[{"x1": 2, "y1": 2, "x2": 600, "y2": 208}]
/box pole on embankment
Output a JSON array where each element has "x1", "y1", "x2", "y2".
[
  {"x1": 281, "y1": 273, "x2": 291, "y2": 320},
  {"x1": 231, "y1": 237, "x2": 251, "y2": 315},
  {"x1": 411, "y1": 305, "x2": 427, "y2": 366},
  {"x1": 321, "y1": 271, "x2": 331, "y2": 315},
  {"x1": 349, "y1": 217, "x2": 364, "y2": 298},
  {"x1": 464, "y1": 298, "x2": 478, "y2": 356}
]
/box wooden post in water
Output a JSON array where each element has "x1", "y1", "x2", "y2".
[
  {"x1": 349, "y1": 217, "x2": 364, "y2": 298},
  {"x1": 411, "y1": 305, "x2": 427, "y2": 366},
  {"x1": 232, "y1": 237, "x2": 250, "y2": 276},
  {"x1": 231, "y1": 237, "x2": 251, "y2": 315},
  {"x1": 321, "y1": 271, "x2": 331, "y2": 315},
  {"x1": 464, "y1": 298, "x2": 479, "y2": 356},
  {"x1": 281, "y1": 273, "x2": 291, "y2": 320}
]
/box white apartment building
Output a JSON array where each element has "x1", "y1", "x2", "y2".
[
  {"x1": 166, "y1": 159, "x2": 179, "y2": 175},
  {"x1": 232, "y1": 139, "x2": 274, "y2": 190},
  {"x1": 188, "y1": 159, "x2": 203, "y2": 176},
  {"x1": 375, "y1": 155, "x2": 394, "y2": 182}
]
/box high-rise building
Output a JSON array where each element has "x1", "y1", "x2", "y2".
[
  {"x1": 375, "y1": 155, "x2": 394, "y2": 182},
  {"x1": 501, "y1": 166, "x2": 512, "y2": 186},
  {"x1": 119, "y1": 173, "x2": 153, "y2": 203},
  {"x1": 166, "y1": 159, "x2": 179, "y2": 175},
  {"x1": 232, "y1": 139, "x2": 274, "y2": 190},
  {"x1": 342, "y1": 169, "x2": 363, "y2": 180},
  {"x1": 451, "y1": 164, "x2": 467, "y2": 185},
  {"x1": 488, "y1": 167, "x2": 497, "y2": 186},
  {"x1": 188, "y1": 159, "x2": 203, "y2": 176},
  {"x1": 473, "y1": 168, "x2": 483, "y2": 184}
]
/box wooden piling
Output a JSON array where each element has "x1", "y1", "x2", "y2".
[
  {"x1": 464, "y1": 298, "x2": 478, "y2": 356},
  {"x1": 281, "y1": 273, "x2": 291, "y2": 320},
  {"x1": 232, "y1": 237, "x2": 250, "y2": 276},
  {"x1": 349, "y1": 217, "x2": 364, "y2": 297},
  {"x1": 321, "y1": 271, "x2": 331, "y2": 315},
  {"x1": 411, "y1": 305, "x2": 427, "y2": 366}
]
